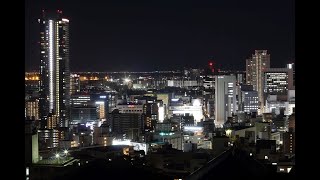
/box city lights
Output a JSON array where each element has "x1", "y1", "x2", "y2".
[{"x1": 26, "y1": 4, "x2": 295, "y2": 179}]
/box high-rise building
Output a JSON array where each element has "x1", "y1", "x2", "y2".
[
  {"x1": 214, "y1": 75, "x2": 236, "y2": 127},
  {"x1": 264, "y1": 68, "x2": 294, "y2": 97},
  {"x1": 246, "y1": 50, "x2": 270, "y2": 112},
  {"x1": 39, "y1": 10, "x2": 70, "y2": 128}
]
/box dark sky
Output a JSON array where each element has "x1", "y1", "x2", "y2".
[{"x1": 25, "y1": 0, "x2": 295, "y2": 72}]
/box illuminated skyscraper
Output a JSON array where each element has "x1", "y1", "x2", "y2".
[
  {"x1": 246, "y1": 50, "x2": 270, "y2": 113},
  {"x1": 39, "y1": 10, "x2": 70, "y2": 128}
]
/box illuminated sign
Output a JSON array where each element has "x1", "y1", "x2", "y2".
[
  {"x1": 128, "y1": 105, "x2": 135, "y2": 108},
  {"x1": 100, "y1": 95, "x2": 106, "y2": 99},
  {"x1": 183, "y1": 126, "x2": 203, "y2": 132},
  {"x1": 159, "y1": 132, "x2": 174, "y2": 136}
]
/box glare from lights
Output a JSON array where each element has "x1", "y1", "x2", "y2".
[
  {"x1": 192, "y1": 99, "x2": 201, "y2": 106},
  {"x1": 226, "y1": 129, "x2": 232, "y2": 136},
  {"x1": 279, "y1": 168, "x2": 285, "y2": 172},
  {"x1": 55, "y1": 154, "x2": 60, "y2": 158},
  {"x1": 95, "y1": 101, "x2": 104, "y2": 104},
  {"x1": 124, "y1": 78, "x2": 130, "y2": 83},
  {"x1": 62, "y1": 18, "x2": 69, "y2": 22},
  {"x1": 112, "y1": 139, "x2": 131, "y2": 145},
  {"x1": 64, "y1": 150, "x2": 68, "y2": 155}
]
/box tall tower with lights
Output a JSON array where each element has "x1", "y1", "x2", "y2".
[
  {"x1": 246, "y1": 50, "x2": 270, "y2": 113},
  {"x1": 39, "y1": 10, "x2": 70, "y2": 128}
]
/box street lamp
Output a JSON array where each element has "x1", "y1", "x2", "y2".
[
  {"x1": 55, "y1": 153, "x2": 60, "y2": 163},
  {"x1": 225, "y1": 129, "x2": 232, "y2": 137},
  {"x1": 64, "y1": 150, "x2": 69, "y2": 160}
]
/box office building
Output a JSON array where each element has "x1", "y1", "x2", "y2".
[
  {"x1": 39, "y1": 10, "x2": 70, "y2": 128},
  {"x1": 70, "y1": 73, "x2": 80, "y2": 95},
  {"x1": 265, "y1": 94, "x2": 295, "y2": 116},
  {"x1": 108, "y1": 109, "x2": 144, "y2": 140},
  {"x1": 70, "y1": 106, "x2": 97, "y2": 125},
  {"x1": 25, "y1": 99, "x2": 39, "y2": 120},
  {"x1": 115, "y1": 99, "x2": 146, "y2": 114},
  {"x1": 25, "y1": 72, "x2": 40, "y2": 98},
  {"x1": 38, "y1": 129, "x2": 59, "y2": 149},
  {"x1": 264, "y1": 68, "x2": 294, "y2": 96},
  {"x1": 246, "y1": 50, "x2": 270, "y2": 112},
  {"x1": 203, "y1": 75, "x2": 215, "y2": 98},
  {"x1": 93, "y1": 122, "x2": 113, "y2": 146},
  {"x1": 47, "y1": 113, "x2": 58, "y2": 129},
  {"x1": 70, "y1": 93, "x2": 110, "y2": 122},
  {"x1": 214, "y1": 75, "x2": 237, "y2": 127},
  {"x1": 242, "y1": 90, "x2": 259, "y2": 113}
]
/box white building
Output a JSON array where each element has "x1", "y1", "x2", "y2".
[
  {"x1": 169, "y1": 99, "x2": 204, "y2": 123},
  {"x1": 167, "y1": 80, "x2": 201, "y2": 88},
  {"x1": 214, "y1": 75, "x2": 237, "y2": 127},
  {"x1": 265, "y1": 93, "x2": 295, "y2": 116}
]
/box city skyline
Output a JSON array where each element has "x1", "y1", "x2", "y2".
[
  {"x1": 25, "y1": 0, "x2": 295, "y2": 72},
  {"x1": 25, "y1": 2, "x2": 296, "y2": 178}
]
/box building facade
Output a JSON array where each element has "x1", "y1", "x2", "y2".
[
  {"x1": 25, "y1": 99, "x2": 40, "y2": 120},
  {"x1": 214, "y1": 75, "x2": 237, "y2": 127},
  {"x1": 246, "y1": 50, "x2": 270, "y2": 112},
  {"x1": 39, "y1": 10, "x2": 70, "y2": 128},
  {"x1": 264, "y1": 68, "x2": 294, "y2": 96}
]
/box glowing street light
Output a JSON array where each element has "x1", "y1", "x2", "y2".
[
  {"x1": 55, "y1": 153, "x2": 60, "y2": 164},
  {"x1": 64, "y1": 150, "x2": 68, "y2": 156},
  {"x1": 225, "y1": 129, "x2": 232, "y2": 137},
  {"x1": 124, "y1": 78, "x2": 130, "y2": 83}
]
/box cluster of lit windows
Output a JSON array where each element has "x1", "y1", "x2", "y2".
[{"x1": 121, "y1": 109, "x2": 143, "y2": 113}]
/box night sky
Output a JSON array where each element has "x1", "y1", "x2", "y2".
[{"x1": 25, "y1": 0, "x2": 295, "y2": 72}]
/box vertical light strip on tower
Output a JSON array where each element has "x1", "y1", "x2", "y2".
[
  {"x1": 56, "y1": 21, "x2": 60, "y2": 117},
  {"x1": 49, "y1": 20, "x2": 54, "y2": 112}
]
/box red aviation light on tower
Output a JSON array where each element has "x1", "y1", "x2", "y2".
[{"x1": 208, "y1": 61, "x2": 215, "y2": 73}]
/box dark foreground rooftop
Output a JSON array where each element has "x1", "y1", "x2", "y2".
[{"x1": 203, "y1": 149, "x2": 295, "y2": 179}]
